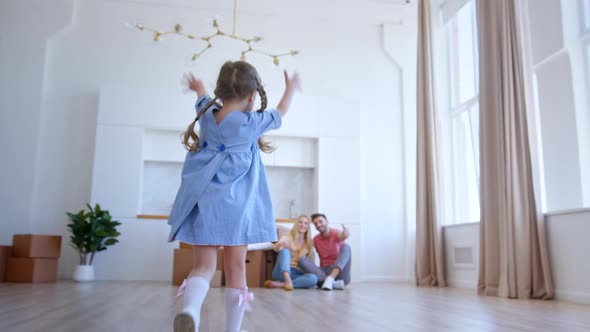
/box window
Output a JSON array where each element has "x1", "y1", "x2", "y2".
[
  {"x1": 583, "y1": 0, "x2": 590, "y2": 94},
  {"x1": 441, "y1": 0, "x2": 480, "y2": 224},
  {"x1": 582, "y1": 1, "x2": 590, "y2": 209},
  {"x1": 582, "y1": 0, "x2": 590, "y2": 33},
  {"x1": 449, "y1": 2, "x2": 477, "y2": 106}
]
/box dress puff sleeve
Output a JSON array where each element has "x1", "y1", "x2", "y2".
[
  {"x1": 195, "y1": 95, "x2": 213, "y2": 115},
  {"x1": 252, "y1": 109, "x2": 282, "y2": 138}
]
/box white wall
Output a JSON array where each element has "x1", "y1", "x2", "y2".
[
  {"x1": 369, "y1": 21, "x2": 418, "y2": 282},
  {"x1": 0, "y1": 0, "x2": 74, "y2": 245},
  {"x1": 545, "y1": 208, "x2": 590, "y2": 304},
  {"x1": 1, "y1": 0, "x2": 416, "y2": 282}
]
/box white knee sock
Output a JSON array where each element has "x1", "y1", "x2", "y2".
[
  {"x1": 224, "y1": 287, "x2": 253, "y2": 332},
  {"x1": 181, "y1": 276, "x2": 210, "y2": 328}
]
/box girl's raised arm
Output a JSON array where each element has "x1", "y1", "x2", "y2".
[
  {"x1": 276, "y1": 70, "x2": 301, "y2": 117},
  {"x1": 183, "y1": 73, "x2": 207, "y2": 98}
]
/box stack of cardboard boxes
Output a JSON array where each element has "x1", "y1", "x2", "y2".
[{"x1": 3, "y1": 235, "x2": 62, "y2": 283}]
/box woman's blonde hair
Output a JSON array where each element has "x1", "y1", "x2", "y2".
[
  {"x1": 182, "y1": 61, "x2": 274, "y2": 153},
  {"x1": 289, "y1": 214, "x2": 313, "y2": 259}
]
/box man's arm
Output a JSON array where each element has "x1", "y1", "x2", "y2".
[{"x1": 338, "y1": 224, "x2": 350, "y2": 241}]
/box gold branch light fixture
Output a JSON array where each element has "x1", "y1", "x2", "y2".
[{"x1": 132, "y1": 0, "x2": 299, "y2": 65}]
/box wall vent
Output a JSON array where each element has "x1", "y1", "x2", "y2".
[{"x1": 452, "y1": 245, "x2": 475, "y2": 268}]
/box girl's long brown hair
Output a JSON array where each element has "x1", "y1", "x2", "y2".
[{"x1": 182, "y1": 61, "x2": 274, "y2": 153}]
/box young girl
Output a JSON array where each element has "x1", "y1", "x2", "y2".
[
  {"x1": 168, "y1": 61, "x2": 300, "y2": 332},
  {"x1": 264, "y1": 215, "x2": 318, "y2": 290}
]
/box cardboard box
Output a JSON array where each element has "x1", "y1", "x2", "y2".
[
  {"x1": 0, "y1": 246, "x2": 12, "y2": 282},
  {"x1": 172, "y1": 248, "x2": 224, "y2": 286},
  {"x1": 6, "y1": 257, "x2": 58, "y2": 283},
  {"x1": 172, "y1": 249, "x2": 192, "y2": 286},
  {"x1": 245, "y1": 250, "x2": 267, "y2": 288},
  {"x1": 12, "y1": 235, "x2": 62, "y2": 258},
  {"x1": 264, "y1": 250, "x2": 277, "y2": 282}
]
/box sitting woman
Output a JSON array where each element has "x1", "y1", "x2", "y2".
[{"x1": 264, "y1": 215, "x2": 318, "y2": 290}]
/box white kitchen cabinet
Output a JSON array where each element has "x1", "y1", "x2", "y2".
[{"x1": 273, "y1": 136, "x2": 317, "y2": 168}]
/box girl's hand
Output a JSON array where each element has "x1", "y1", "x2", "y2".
[
  {"x1": 183, "y1": 73, "x2": 206, "y2": 97},
  {"x1": 284, "y1": 70, "x2": 301, "y2": 92},
  {"x1": 276, "y1": 70, "x2": 300, "y2": 117}
]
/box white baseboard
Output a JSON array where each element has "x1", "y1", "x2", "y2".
[
  {"x1": 360, "y1": 275, "x2": 410, "y2": 283},
  {"x1": 554, "y1": 290, "x2": 590, "y2": 305},
  {"x1": 447, "y1": 279, "x2": 477, "y2": 290}
]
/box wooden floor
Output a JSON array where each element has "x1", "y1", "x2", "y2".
[{"x1": 1, "y1": 281, "x2": 589, "y2": 332}]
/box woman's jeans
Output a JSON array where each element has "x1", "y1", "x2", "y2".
[{"x1": 272, "y1": 249, "x2": 318, "y2": 288}]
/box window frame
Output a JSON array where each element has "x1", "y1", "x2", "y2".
[
  {"x1": 580, "y1": 0, "x2": 590, "y2": 35},
  {"x1": 582, "y1": 0, "x2": 590, "y2": 101}
]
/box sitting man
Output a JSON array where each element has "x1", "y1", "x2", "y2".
[{"x1": 297, "y1": 213, "x2": 351, "y2": 290}]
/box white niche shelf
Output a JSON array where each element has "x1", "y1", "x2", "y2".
[{"x1": 139, "y1": 130, "x2": 318, "y2": 217}]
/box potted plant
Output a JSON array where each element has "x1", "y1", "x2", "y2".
[{"x1": 66, "y1": 203, "x2": 121, "y2": 282}]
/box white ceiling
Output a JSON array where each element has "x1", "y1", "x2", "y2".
[{"x1": 106, "y1": 0, "x2": 416, "y2": 25}]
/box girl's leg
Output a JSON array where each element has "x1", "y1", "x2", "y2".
[
  {"x1": 265, "y1": 249, "x2": 293, "y2": 289},
  {"x1": 190, "y1": 244, "x2": 219, "y2": 279},
  {"x1": 174, "y1": 245, "x2": 218, "y2": 332},
  {"x1": 223, "y1": 245, "x2": 250, "y2": 332}
]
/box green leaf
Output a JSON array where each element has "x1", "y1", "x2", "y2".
[
  {"x1": 65, "y1": 203, "x2": 121, "y2": 262},
  {"x1": 104, "y1": 238, "x2": 118, "y2": 246}
]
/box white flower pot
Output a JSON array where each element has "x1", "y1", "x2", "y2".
[{"x1": 73, "y1": 265, "x2": 95, "y2": 282}]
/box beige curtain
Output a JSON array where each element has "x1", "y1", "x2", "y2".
[
  {"x1": 476, "y1": 0, "x2": 553, "y2": 299},
  {"x1": 415, "y1": 0, "x2": 445, "y2": 287}
]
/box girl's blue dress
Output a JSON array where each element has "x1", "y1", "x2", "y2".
[{"x1": 168, "y1": 95, "x2": 280, "y2": 245}]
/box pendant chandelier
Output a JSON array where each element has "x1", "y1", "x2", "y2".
[{"x1": 132, "y1": 0, "x2": 299, "y2": 65}]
